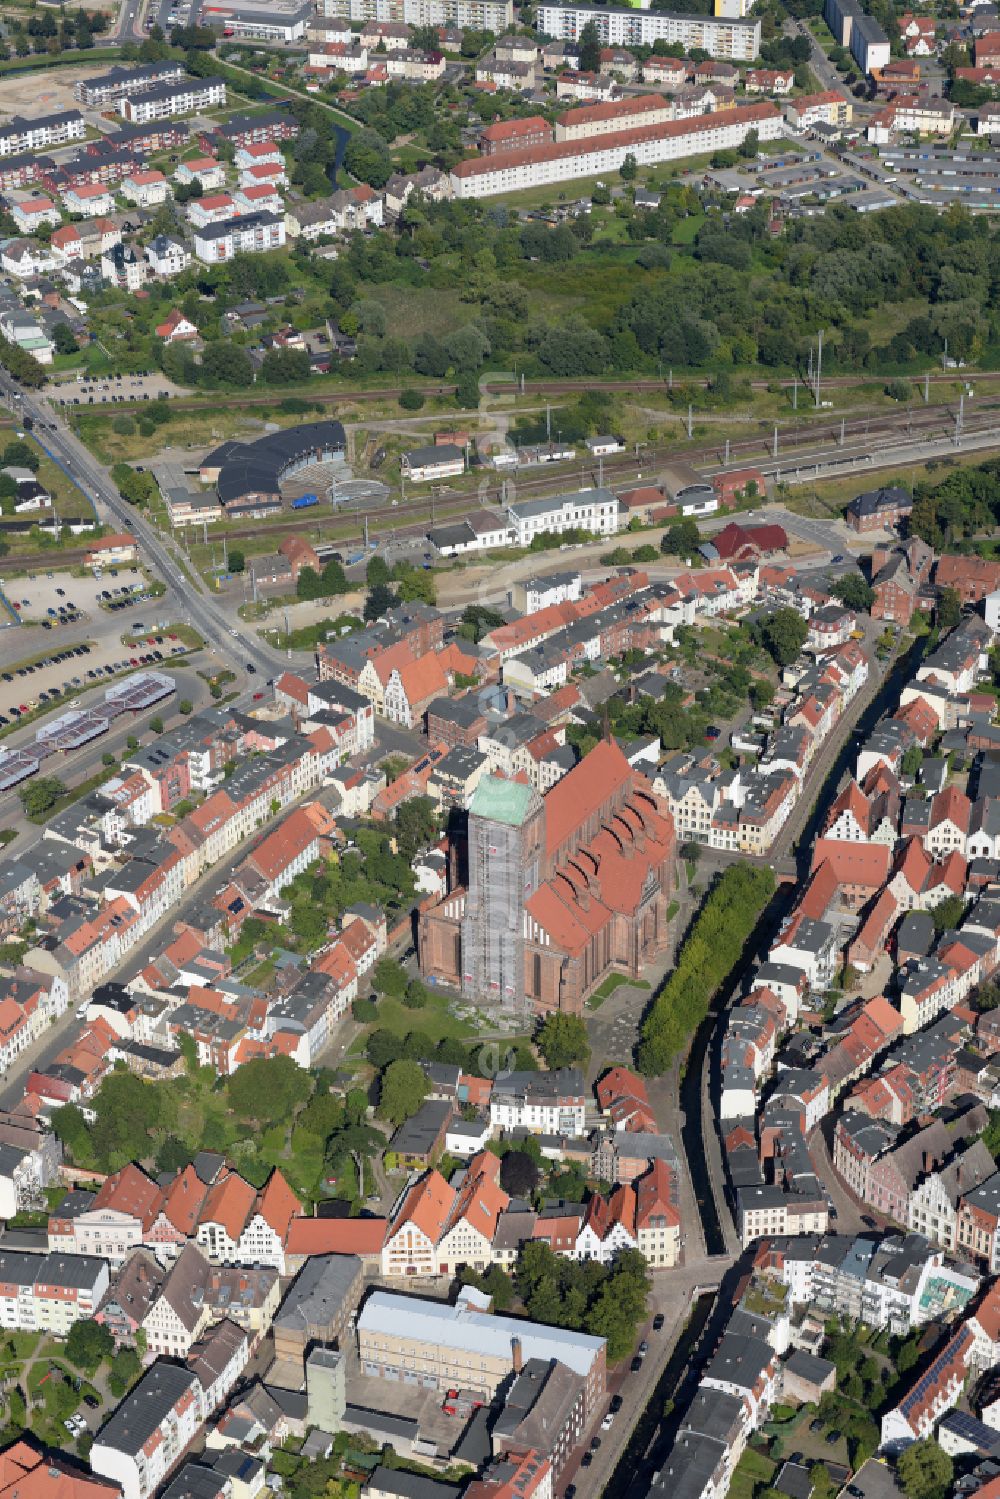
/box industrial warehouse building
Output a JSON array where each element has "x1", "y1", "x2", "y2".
[{"x1": 200, "y1": 420, "x2": 347, "y2": 517}]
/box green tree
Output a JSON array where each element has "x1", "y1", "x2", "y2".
[
  {"x1": 201, "y1": 341, "x2": 254, "y2": 387},
  {"x1": 19, "y1": 776, "x2": 66, "y2": 819},
  {"x1": 226, "y1": 1055, "x2": 312, "y2": 1126},
  {"x1": 932, "y1": 892, "x2": 967, "y2": 933},
  {"x1": 51, "y1": 1103, "x2": 92, "y2": 1164},
  {"x1": 108, "y1": 1346, "x2": 141, "y2": 1397},
  {"x1": 620, "y1": 152, "x2": 638, "y2": 181},
  {"x1": 756, "y1": 607, "x2": 809, "y2": 668},
  {"x1": 897, "y1": 1441, "x2": 953, "y2": 1499},
  {"x1": 378, "y1": 1058, "x2": 429, "y2": 1126},
  {"x1": 577, "y1": 18, "x2": 601, "y2": 71},
  {"x1": 228, "y1": 549, "x2": 245, "y2": 574},
  {"x1": 364, "y1": 581, "x2": 398, "y2": 621},
  {"x1": 459, "y1": 1263, "x2": 514, "y2": 1310},
  {"x1": 155, "y1": 1134, "x2": 191, "y2": 1173},
  {"x1": 500, "y1": 1149, "x2": 540, "y2": 1197},
  {"x1": 261, "y1": 347, "x2": 311, "y2": 385},
  {"x1": 660, "y1": 517, "x2": 701, "y2": 557},
  {"x1": 53, "y1": 323, "x2": 79, "y2": 356},
  {"x1": 65, "y1": 1319, "x2": 114, "y2": 1371},
  {"x1": 639, "y1": 862, "x2": 775, "y2": 1073},
  {"x1": 372, "y1": 957, "x2": 408, "y2": 999},
  {"x1": 321, "y1": 559, "x2": 348, "y2": 595},
  {"x1": 750, "y1": 679, "x2": 775, "y2": 711},
  {"x1": 403, "y1": 979, "x2": 428, "y2": 1009},
  {"x1": 938, "y1": 586, "x2": 961, "y2": 630},
  {"x1": 536, "y1": 1013, "x2": 590, "y2": 1070},
  {"x1": 977, "y1": 980, "x2": 1000, "y2": 1014},
  {"x1": 367, "y1": 1028, "x2": 404, "y2": 1070},
  {"x1": 2, "y1": 440, "x2": 38, "y2": 471},
  {"x1": 397, "y1": 567, "x2": 437, "y2": 606},
  {"x1": 901, "y1": 744, "x2": 923, "y2": 779},
  {"x1": 297, "y1": 567, "x2": 325, "y2": 601},
  {"x1": 344, "y1": 128, "x2": 393, "y2": 188},
  {"x1": 830, "y1": 574, "x2": 874, "y2": 612},
  {"x1": 178, "y1": 700, "x2": 193, "y2": 715}
]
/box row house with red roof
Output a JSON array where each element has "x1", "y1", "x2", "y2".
[
  {"x1": 935, "y1": 554, "x2": 1000, "y2": 607},
  {"x1": 899, "y1": 898, "x2": 1000, "y2": 1032},
  {"x1": 847, "y1": 887, "x2": 899, "y2": 972},
  {"x1": 823, "y1": 764, "x2": 901, "y2": 845},
  {"x1": 381, "y1": 1153, "x2": 508, "y2": 1278},
  {"x1": 957, "y1": 1175, "x2": 1000, "y2": 1272},
  {"x1": 214, "y1": 802, "x2": 336, "y2": 931},
  {"x1": 51, "y1": 1160, "x2": 301, "y2": 1275},
  {"x1": 381, "y1": 1150, "x2": 680, "y2": 1279},
  {"x1": 886, "y1": 838, "x2": 966, "y2": 913},
  {"x1": 595, "y1": 1066, "x2": 657, "y2": 1133},
  {"x1": 880, "y1": 1322, "x2": 975, "y2": 1452},
  {"x1": 847, "y1": 1063, "x2": 917, "y2": 1126}
]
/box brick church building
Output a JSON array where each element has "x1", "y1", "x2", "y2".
[{"x1": 418, "y1": 739, "x2": 676, "y2": 1015}]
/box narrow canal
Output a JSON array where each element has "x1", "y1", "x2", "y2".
[
  {"x1": 611, "y1": 630, "x2": 928, "y2": 1491},
  {"x1": 603, "y1": 1290, "x2": 716, "y2": 1499}
]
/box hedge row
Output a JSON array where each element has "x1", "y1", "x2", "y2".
[{"x1": 637, "y1": 860, "x2": 776, "y2": 1075}]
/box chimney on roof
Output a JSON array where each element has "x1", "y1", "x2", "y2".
[{"x1": 512, "y1": 1336, "x2": 523, "y2": 1373}]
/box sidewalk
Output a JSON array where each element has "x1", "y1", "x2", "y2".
[{"x1": 574, "y1": 1260, "x2": 731, "y2": 1499}]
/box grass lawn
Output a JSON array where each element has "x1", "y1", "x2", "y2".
[
  {"x1": 588, "y1": 971, "x2": 652, "y2": 1008},
  {"x1": 729, "y1": 1449, "x2": 777, "y2": 1499},
  {"x1": 74, "y1": 407, "x2": 269, "y2": 465},
  {"x1": 671, "y1": 213, "x2": 706, "y2": 245},
  {"x1": 5, "y1": 1332, "x2": 38, "y2": 1360},
  {"x1": 366, "y1": 282, "x2": 481, "y2": 340},
  {"x1": 373, "y1": 990, "x2": 478, "y2": 1043}
]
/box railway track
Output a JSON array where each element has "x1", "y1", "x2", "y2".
[
  {"x1": 8, "y1": 393, "x2": 1000, "y2": 573},
  {"x1": 47, "y1": 368, "x2": 1000, "y2": 416}
]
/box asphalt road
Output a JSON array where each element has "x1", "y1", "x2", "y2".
[{"x1": 0, "y1": 377, "x2": 287, "y2": 685}]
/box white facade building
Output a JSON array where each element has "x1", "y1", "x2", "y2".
[
  {"x1": 193, "y1": 211, "x2": 286, "y2": 264},
  {"x1": 451, "y1": 104, "x2": 779, "y2": 197},
  {"x1": 536, "y1": 2, "x2": 761, "y2": 58},
  {"x1": 121, "y1": 78, "x2": 226, "y2": 123},
  {"x1": 507, "y1": 487, "x2": 620, "y2": 545},
  {"x1": 91, "y1": 1363, "x2": 206, "y2": 1499}
]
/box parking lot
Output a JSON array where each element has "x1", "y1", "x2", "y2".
[
  {"x1": 46, "y1": 374, "x2": 185, "y2": 406},
  {"x1": 0, "y1": 632, "x2": 183, "y2": 727},
  {"x1": 0, "y1": 566, "x2": 147, "y2": 631},
  {"x1": 0, "y1": 566, "x2": 186, "y2": 724}
]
